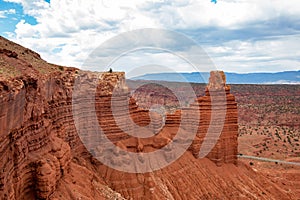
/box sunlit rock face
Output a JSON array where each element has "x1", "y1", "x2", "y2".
[
  {"x1": 191, "y1": 71, "x2": 238, "y2": 165},
  {"x1": 0, "y1": 68, "x2": 235, "y2": 199},
  {"x1": 1, "y1": 35, "x2": 293, "y2": 200}
]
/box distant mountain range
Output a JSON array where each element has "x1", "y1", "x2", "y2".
[{"x1": 131, "y1": 71, "x2": 300, "y2": 84}]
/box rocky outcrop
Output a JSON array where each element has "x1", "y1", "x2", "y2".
[
  {"x1": 0, "y1": 68, "x2": 294, "y2": 199},
  {"x1": 0, "y1": 36, "x2": 296, "y2": 200},
  {"x1": 0, "y1": 71, "x2": 76, "y2": 199},
  {"x1": 0, "y1": 48, "x2": 18, "y2": 58},
  {"x1": 191, "y1": 71, "x2": 238, "y2": 165},
  {"x1": 0, "y1": 68, "x2": 237, "y2": 199}
]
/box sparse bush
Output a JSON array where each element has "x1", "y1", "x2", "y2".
[{"x1": 58, "y1": 66, "x2": 64, "y2": 71}]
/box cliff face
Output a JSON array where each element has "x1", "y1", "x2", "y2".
[
  {"x1": 0, "y1": 68, "x2": 77, "y2": 199},
  {"x1": 0, "y1": 36, "x2": 295, "y2": 200}
]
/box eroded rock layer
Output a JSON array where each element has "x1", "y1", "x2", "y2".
[
  {"x1": 0, "y1": 71, "x2": 76, "y2": 199},
  {"x1": 0, "y1": 36, "x2": 296, "y2": 199},
  {"x1": 191, "y1": 71, "x2": 238, "y2": 165}
]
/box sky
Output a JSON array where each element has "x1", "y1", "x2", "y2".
[{"x1": 0, "y1": 0, "x2": 299, "y2": 76}]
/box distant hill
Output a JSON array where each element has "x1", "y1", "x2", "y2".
[{"x1": 131, "y1": 71, "x2": 300, "y2": 84}]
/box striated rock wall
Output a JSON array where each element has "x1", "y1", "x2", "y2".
[
  {"x1": 0, "y1": 68, "x2": 294, "y2": 200},
  {"x1": 0, "y1": 69, "x2": 238, "y2": 199},
  {"x1": 191, "y1": 71, "x2": 238, "y2": 165},
  {"x1": 85, "y1": 71, "x2": 238, "y2": 199},
  {"x1": 0, "y1": 69, "x2": 77, "y2": 199},
  {"x1": 1, "y1": 36, "x2": 296, "y2": 200},
  {"x1": 162, "y1": 71, "x2": 238, "y2": 165}
]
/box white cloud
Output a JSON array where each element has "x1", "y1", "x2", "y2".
[
  {"x1": 9, "y1": 0, "x2": 153, "y2": 67},
  {"x1": 263, "y1": 80, "x2": 300, "y2": 85},
  {"x1": 3, "y1": 0, "x2": 22, "y2": 3},
  {"x1": 3, "y1": 31, "x2": 15, "y2": 38},
  {"x1": 206, "y1": 35, "x2": 300, "y2": 73},
  {"x1": 139, "y1": 0, "x2": 300, "y2": 29},
  {"x1": 4, "y1": 0, "x2": 49, "y2": 17},
  {"x1": 4, "y1": 0, "x2": 300, "y2": 74},
  {"x1": 0, "y1": 9, "x2": 16, "y2": 18},
  {"x1": 7, "y1": 9, "x2": 16, "y2": 14}
]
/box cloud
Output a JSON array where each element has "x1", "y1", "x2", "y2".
[
  {"x1": 263, "y1": 80, "x2": 300, "y2": 85},
  {"x1": 0, "y1": 9, "x2": 16, "y2": 18},
  {"x1": 2, "y1": 0, "x2": 300, "y2": 74},
  {"x1": 205, "y1": 34, "x2": 300, "y2": 73},
  {"x1": 4, "y1": 0, "x2": 49, "y2": 17}
]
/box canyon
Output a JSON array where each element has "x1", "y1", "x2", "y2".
[
  {"x1": 128, "y1": 76, "x2": 300, "y2": 198},
  {"x1": 0, "y1": 36, "x2": 298, "y2": 199}
]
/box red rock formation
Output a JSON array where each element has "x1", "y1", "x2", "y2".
[
  {"x1": 0, "y1": 48, "x2": 18, "y2": 58},
  {"x1": 0, "y1": 36, "x2": 297, "y2": 200},
  {"x1": 0, "y1": 71, "x2": 77, "y2": 199},
  {"x1": 190, "y1": 71, "x2": 238, "y2": 165}
]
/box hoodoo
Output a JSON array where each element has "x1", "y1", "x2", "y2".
[{"x1": 191, "y1": 71, "x2": 238, "y2": 165}]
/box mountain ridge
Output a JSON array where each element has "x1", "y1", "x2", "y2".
[{"x1": 131, "y1": 70, "x2": 300, "y2": 84}]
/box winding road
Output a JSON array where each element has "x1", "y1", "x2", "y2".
[{"x1": 238, "y1": 154, "x2": 300, "y2": 166}]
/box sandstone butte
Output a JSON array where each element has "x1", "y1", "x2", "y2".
[{"x1": 0, "y1": 36, "x2": 296, "y2": 199}]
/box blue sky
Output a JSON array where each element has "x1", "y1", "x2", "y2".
[
  {"x1": 0, "y1": 0, "x2": 299, "y2": 76},
  {"x1": 0, "y1": 1, "x2": 36, "y2": 34}
]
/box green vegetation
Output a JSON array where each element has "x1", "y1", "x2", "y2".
[{"x1": 0, "y1": 64, "x2": 21, "y2": 78}]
